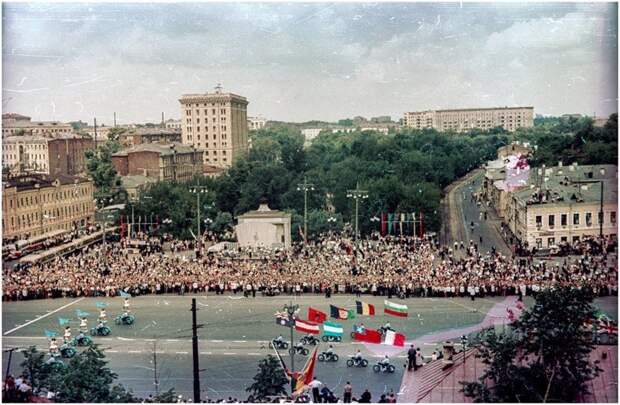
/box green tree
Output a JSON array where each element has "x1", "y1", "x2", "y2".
[
  {"x1": 462, "y1": 287, "x2": 601, "y2": 403},
  {"x1": 246, "y1": 355, "x2": 289, "y2": 401}
]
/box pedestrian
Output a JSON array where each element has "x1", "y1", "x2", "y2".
[
  {"x1": 359, "y1": 389, "x2": 372, "y2": 403},
  {"x1": 407, "y1": 345, "x2": 416, "y2": 371},
  {"x1": 309, "y1": 377, "x2": 322, "y2": 403},
  {"x1": 343, "y1": 382, "x2": 353, "y2": 403}
]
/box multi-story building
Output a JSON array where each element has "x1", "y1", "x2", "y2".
[
  {"x1": 179, "y1": 86, "x2": 249, "y2": 168},
  {"x1": 2, "y1": 134, "x2": 93, "y2": 176},
  {"x1": 2, "y1": 174, "x2": 95, "y2": 240},
  {"x1": 165, "y1": 119, "x2": 182, "y2": 130},
  {"x1": 111, "y1": 143, "x2": 203, "y2": 183},
  {"x1": 118, "y1": 128, "x2": 182, "y2": 148},
  {"x1": 404, "y1": 106, "x2": 534, "y2": 132},
  {"x1": 506, "y1": 163, "x2": 617, "y2": 249},
  {"x1": 2, "y1": 114, "x2": 73, "y2": 137},
  {"x1": 247, "y1": 116, "x2": 267, "y2": 131}
]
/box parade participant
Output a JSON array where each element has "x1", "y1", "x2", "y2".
[
  {"x1": 79, "y1": 317, "x2": 88, "y2": 333},
  {"x1": 63, "y1": 326, "x2": 71, "y2": 343},
  {"x1": 123, "y1": 297, "x2": 130, "y2": 313},
  {"x1": 380, "y1": 355, "x2": 390, "y2": 367},
  {"x1": 49, "y1": 338, "x2": 59, "y2": 355},
  {"x1": 98, "y1": 308, "x2": 107, "y2": 324},
  {"x1": 354, "y1": 349, "x2": 363, "y2": 361}
]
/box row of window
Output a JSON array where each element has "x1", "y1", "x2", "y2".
[
  {"x1": 7, "y1": 188, "x2": 90, "y2": 209},
  {"x1": 185, "y1": 125, "x2": 228, "y2": 133},
  {"x1": 534, "y1": 212, "x2": 617, "y2": 227},
  {"x1": 185, "y1": 108, "x2": 228, "y2": 116},
  {"x1": 6, "y1": 203, "x2": 91, "y2": 229},
  {"x1": 3, "y1": 143, "x2": 48, "y2": 150}
]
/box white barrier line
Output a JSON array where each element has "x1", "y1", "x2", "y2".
[{"x1": 3, "y1": 297, "x2": 85, "y2": 336}]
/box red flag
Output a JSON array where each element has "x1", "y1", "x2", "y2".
[
  {"x1": 380, "y1": 212, "x2": 387, "y2": 236},
  {"x1": 308, "y1": 307, "x2": 327, "y2": 323},
  {"x1": 353, "y1": 328, "x2": 381, "y2": 344},
  {"x1": 294, "y1": 347, "x2": 318, "y2": 395},
  {"x1": 295, "y1": 319, "x2": 320, "y2": 335}
]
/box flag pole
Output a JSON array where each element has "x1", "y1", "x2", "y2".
[{"x1": 284, "y1": 301, "x2": 299, "y2": 395}]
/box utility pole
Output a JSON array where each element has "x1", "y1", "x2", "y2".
[
  {"x1": 283, "y1": 302, "x2": 299, "y2": 394},
  {"x1": 4, "y1": 348, "x2": 17, "y2": 381},
  {"x1": 93, "y1": 117, "x2": 97, "y2": 150},
  {"x1": 191, "y1": 298, "x2": 201, "y2": 403},
  {"x1": 296, "y1": 177, "x2": 315, "y2": 244},
  {"x1": 151, "y1": 341, "x2": 160, "y2": 395},
  {"x1": 347, "y1": 182, "x2": 369, "y2": 240},
  {"x1": 190, "y1": 187, "x2": 208, "y2": 256},
  {"x1": 114, "y1": 112, "x2": 117, "y2": 128}
]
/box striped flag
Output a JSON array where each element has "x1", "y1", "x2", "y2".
[
  {"x1": 323, "y1": 321, "x2": 344, "y2": 337},
  {"x1": 295, "y1": 319, "x2": 320, "y2": 335},
  {"x1": 384, "y1": 330, "x2": 406, "y2": 347},
  {"x1": 384, "y1": 300, "x2": 408, "y2": 317},
  {"x1": 330, "y1": 305, "x2": 355, "y2": 320},
  {"x1": 275, "y1": 311, "x2": 295, "y2": 327},
  {"x1": 294, "y1": 347, "x2": 319, "y2": 395},
  {"x1": 356, "y1": 301, "x2": 375, "y2": 316}
]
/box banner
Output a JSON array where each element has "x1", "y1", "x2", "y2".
[{"x1": 308, "y1": 307, "x2": 327, "y2": 323}]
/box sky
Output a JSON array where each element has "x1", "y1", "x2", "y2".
[{"x1": 2, "y1": 2, "x2": 618, "y2": 125}]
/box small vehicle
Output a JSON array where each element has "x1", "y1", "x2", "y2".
[
  {"x1": 270, "y1": 339, "x2": 289, "y2": 350},
  {"x1": 91, "y1": 323, "x2": 112, "y2": 336},
  {"x1": 350, "y1": 324, "x2": 366, "y2": 338},
  {"x1": 72, "y1": 334, "x2": 93, "y2": 347},
  {"x1": 321, "y1": 335, "x2": 342, "y2": 343},
  {"x1": 373, "y1": 362, "x2": 396, "y2": 373},
  {"x1": 346, "y1": 356, "x2": 368, "y2": 367},
  {"x1": 115, "y1": 313, "x2": 135, "y2": 325},
  {"x1": 318, "y1": 351, "x2": 339, "y2": 362},
  {"x1": 289, "y1": 345, "x2": 310, "y2": 356},
  {"x1": 59, "y1": 343, "x2": 77, "y2": 358},
  {"x1": 300, "y1": 335, "x2": 320, "y2": 346}
]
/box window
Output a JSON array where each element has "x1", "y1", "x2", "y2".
[
  {"x1": 561, "y1": 214, "x2": 567, "y2": 226},
  {"x1": 585, "y1": 212, "x2": 592, "y2": 226},
  {"x1": 572, "y1": 236, "x2": 580, "y2": 243},
  {"x1": 548, "y1": 215, "x2": 555, "y2": 228},
  {"x1": 573, "y1": 213, "x2": 580, "y2": 225},
  {"x1": 612, "y1": 211, "x2": 617, "y2": 224},
  {"x1": 561, "y1": 236, "x2": 567, "y2": 242},
  {"x1": 536, "y1": 215, "x2": 542, "y2": 227},
  {"x1": 536, "y1": 238, "x2": 542, "y2": 249},
  {"x1": 548, "y1": 237, "x2": 555, "y2": 246}
]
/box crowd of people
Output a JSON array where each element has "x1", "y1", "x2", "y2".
[{"x1": 2, "y1": 231, "x2": 617, "y2": 301}]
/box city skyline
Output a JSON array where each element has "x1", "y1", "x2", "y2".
[{"x1": 2, "y1": 2, "x2": 618, "y2": 125}]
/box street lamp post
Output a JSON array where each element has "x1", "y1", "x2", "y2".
[
  {"x1": 282, "y1": 301, "x2": 299, "y2": 394},
  {"x1": 297, "y1": 177, "x2": 315, "y2": 244},
  {"x1": 346, "y1": 182, "x2": 369, "y2": 240},
  {"x1": 190, "y1": 186, "x2": 208, "y2": 255}
]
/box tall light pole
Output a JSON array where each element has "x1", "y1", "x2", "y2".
[
  {"x1": 347, "y1": 182, "x2": 369, "y2": 240},
  {"x1": 296, "y1": 177, "x2": 315, "y2": 244},
  {"x1": 283, "y1": 301, "x2": 299, "y2": 394},
  {"x1": 190, "y1": 186, "x2": 208, "y2": 254}
]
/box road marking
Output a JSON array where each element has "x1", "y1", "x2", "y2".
[
  {"x1": 166, "y1": 339, "x2": 180, "y2": 342},
  {"x1": 107, "y1": 350, "x2": 119, "y2": 353},
  {"x1": 3, "y1": 297, "x2": 85, "y2": 336},
  {"x1": 200, "y1": 351, "x2": 212, "y2": 355},
  {"x1": 248, "y1": 352, "x2": 261, "y2": 356},
  {"x1": 144, "y1": 339, "x2": 156, "y2": 342},
  {"x1": 175, "y1": 351, "x2": 188, "y2": 355},
  {"x1": 209, "y1": 340, "x2": 224, "y2": 343},
  {"x1": 232, "y1": 340, "x2": 247, "y2": 343},
  {"x1": 223, "y1": 352, "x2": 236, "y2": 355},
  {"x1": 117, "y1": 337, "x2": 135, "y2": 341},
  {"x1": 128, "y1": 350, "x2": 142, "y2": 353}
]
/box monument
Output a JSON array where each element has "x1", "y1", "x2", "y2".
[{"x1": 235, "y1": 198, "x2": 291, "y2": 249}]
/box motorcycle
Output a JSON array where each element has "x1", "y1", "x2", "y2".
[
  {"x1": 72, "y1": 334, "x2": 93, "y2": 347},
  {"x1": 271, "y1": 339, "x2": 289, "y2": 350},
  {"x1": 321, "y1": 335, "x2": 342, "y2": 343},
  {"x1": 300, "y1": 335, "x2": 320, "y2": 345},
  {"x1": 318, "y1": 351, "x2": 339, "y2": 362},
  {"x1": 59, "y1": 342, "x2": 77, "y2": 358},
  {"x1": 115, "y1": 313, "x2": 136, "y2": 325},
  {"x1": 346, "y1": 356, "x2": 368, "y2": 367},
  {"x1": 90, "y1": 323, "x2": 112, "y2": 336},
  {"x1": 372, "y1": 362, "x2": 396, "y2": 373},
  {"x1": 289, "y1": 345, "x2": 310, "y2": 356}
]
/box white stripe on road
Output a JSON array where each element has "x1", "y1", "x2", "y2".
[
  {"x1": 117, "y1": 337, "x2": 135, "y2": 341},
  {"x1": 248, "y1": 352, "x2": 261, "y2": 356},
  {"x1": 3, "y1": 297, "x2": 85, "y2": 336},
  {"x1": 166, "y1": 339, "x2": 180, "y2": 342},
  {"x1": 107, "y1": 350, "x2": 119, "y2": 353},
  {"x1": 223, "y1": 352, "x2": 236, "y2": 355},
  {"x1": 175, "y1": 351, "x2": 188, "y2": 354},
  {"x1": 232, "y1": 340, "x2": 247, "y2": 343},
  {"x1": 200, "y1": 352, "x2": 212, "y2": 355},
  {"x1": 128, "y1": 350, "x2": 142, "y2": 353},
  {"x1": 209, "y1": 340, "x2": 224, "y2": 343}
]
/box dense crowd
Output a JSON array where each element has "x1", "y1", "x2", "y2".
[{"x1": 2, "y1": 232, "x2": 617, "y2": 301}]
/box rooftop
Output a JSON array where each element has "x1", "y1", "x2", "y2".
[
  {"x1": 112, "y1": 143, "x2": 197, "y2": 157},
  {"x1": 2, "y1": 174, "x2": 91, "y2": 191},
  {"x1": 120, "y1": 175, "x2": 158, "y2": 189}
]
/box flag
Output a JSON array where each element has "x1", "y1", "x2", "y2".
[
  {"x1": 44, "y1": 330, "x2": 57, "y2": 338},
  {"x1": 420, "y1": 212, "x2": 425, "y2": 236},
  {"x1": 353, "y1": 328, "x2": 381, "y2": 344},
  {"x1": 119, "y1": 291, "x2": 132, "y2": 298},
  {"x1": 388, "y1": 213, "x2": 394, "y2": 235},
  {"x1": 295, "y1": 319, "x2": 320, "y2": 335},
  {"x1": 75, "y1": 309, "x2": 90, "y2": 318},
  {"x1": 330, "y1": 305, "x2": 355, "y2": 320},
  {"x1": 400, "y1": 213, "x2": 404, "y2": 235},
  {"x1": 384, "y1": 330, "x2": 406, "y2": 347},
  {"x1": 323, "y1": 321, "x2": 344, "y2": 337},
  {"x1": 380, "y1": 212, "x2": 387, "y2": 236},
  {"x1": 294, "y1": 347, "x2": 319, "y2": 395},
  {"x1": 298, "y1": 225, "x2": 305, "y2": 240},
  {"x1": 598, "y1": 316, "x2": 618, "y2": 336},
  {"x1": 58, "y1": 317, "x2": 70, "y2": 326},
  {"x1": 308, "y1": 307, "x2": 327, "y2": 323},
  {"x1": 384, "y1": 300, "x2": 408, "y2": 317},
  {"x1": 356, "y1": 301, "x2": 375, "y2": 316},
  {"x1": 411, "y1": 212, "x2": 416, "y2": 236},
  {"x1": 271, "y1": 344, "x2": 291, "y2": 382},
  {"x1": 96, "y1": 301, "x2": 108, "y2": 309},
  {"x1": 275, "y1": 311, "x2": 295, "y2": 327}
]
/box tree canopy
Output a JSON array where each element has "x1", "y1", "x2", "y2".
[{"x1": 246, "y1": 355, "x2": 289, "y2": 401}]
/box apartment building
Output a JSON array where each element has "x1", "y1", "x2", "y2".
[
  {"x1": 506, "y1": 163, "x2": 618, "y2": 249},
  {"x1": 165, "y1": 119, "x2": 182, "y2": 130},
  {"x1": 2, "y1": 114, "x2": 73, "y2": 136},
  {"x1": 2, "y1": 174, "x2": 95, "y2": 240},
  {"x1": 111, "y1": 143, "x2": 202, "y2": 183},
  {"x1": 2, "y1": 134, "x2": 93, "y2": 176},
  {"x1": 404, "y1": 106, "x2": 534, "y2": 132},
  {"x1": 179, "y1": 86, "x2": 249, "y2": 168},
  {"x1": 248, "y1": 116, "x2": 267, "y2": 131}
]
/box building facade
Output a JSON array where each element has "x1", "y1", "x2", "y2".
[
  {"x1": 2, "y1": 135, "x2": 93, "y2": 176},
  {"x1": 111, "y1": 143, "x2": 202, "y2": 183},
  {"x1": 118, "y1": 128, "x2": 182, "y2": 148},
  {"x1": 165, "y1": 119, "x2": 182, "y2": 130},
  {"x1": 179, "y1": 86, "x2": 249, "y2": 168},
  {"x1": 235, "y1": 200, "x2": 291, "y2": 249},
  {"x1": 248, "y1": 116, "x2": 267, "y2": 131},
  {"x1": 506, "y1": 164, "x2": 618, "y2": 249},
  {"x1": 2, "y1": 114, "x2": 73, "y2": 136},
  {"x1": 404, "y1": 106, "x2": 534, "y2": 132},
  {"x1": 2, "y1": 174, "x2": 95, "y2": 241}
]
